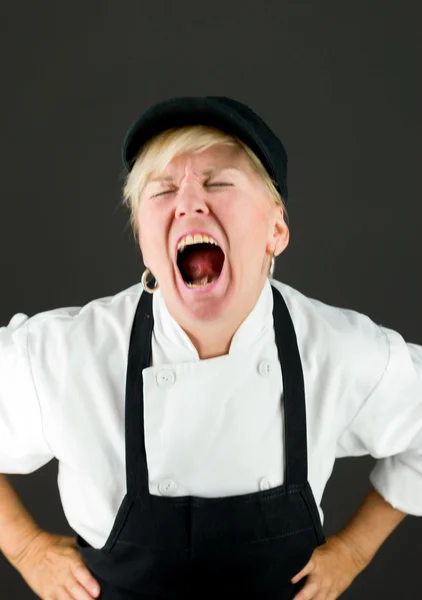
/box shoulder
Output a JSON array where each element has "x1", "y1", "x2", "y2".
[
  {"x1": 269, "y1": 278, "x2": 390, "y2": 395},
  {"x1": 270, "y1": 277, "x2": 387, "y2": 346},
  {"x1": 3, "y1": 283, "x2": 144, "y2": 354},
  {"x1": 28, "y1": 282, "x2": 143, "y2": 326}
]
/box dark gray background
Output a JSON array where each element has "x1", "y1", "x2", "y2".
[{"x1": 0, "y1": 1, "x2": 421, "y2": 598}]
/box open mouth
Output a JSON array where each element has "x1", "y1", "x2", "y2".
[{"x1": 177, "y1": 241, "x2": 225, "y2": 289}]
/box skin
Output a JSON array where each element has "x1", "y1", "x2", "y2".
[{"x1": 137, "y1": 143, "x2": 289, "y2": 359}]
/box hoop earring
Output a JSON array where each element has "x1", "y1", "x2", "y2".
[{"x1": 141, "y1": 268, "x2": 159, "y2": 293}]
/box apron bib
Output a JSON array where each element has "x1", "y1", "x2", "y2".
[{"x1": 76, "y1": 285, "x2": 326, "y2": 599}]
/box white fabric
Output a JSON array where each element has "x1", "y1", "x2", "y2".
[{"x1": 1, "y1": 278, "x2": 421, "y2": 549}]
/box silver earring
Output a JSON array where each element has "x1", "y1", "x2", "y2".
[{"x1": 141, "y1": 268, "x2": 159, "y2": 293}]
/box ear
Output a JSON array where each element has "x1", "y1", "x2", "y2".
[{"x1": 266, "y1": 205, "x2": 290, "y2": 257}]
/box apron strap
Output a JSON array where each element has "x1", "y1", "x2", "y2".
[
  {"x1": 124, "y1": 289, "x2": 154, "y2": 498},
  {"x1": 271, "y1": 285, "x2": 308, "y2": 485}
]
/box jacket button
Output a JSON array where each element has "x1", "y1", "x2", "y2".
[
  {"x1": 258, "y1": 360, "x2": 271, "y2": 376},
  {"x1": 156, "y1": 370, "x2": 176, "y2": 388},
  {"x1": 158, "y1": 479, "x2": 178, "y2": 496},
  {"x1": 259, "y1": 477, "x2": 272, "y2": 491}
]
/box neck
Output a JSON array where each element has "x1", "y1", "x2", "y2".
[
  {"x1": 183, "y1": 324, "x2": 233, "y2": 359},
  {"x1": 176, "y1": 283, "x2": 267, "y2": 359},
  {"x1": 194, "y1": 341, "x2": 231, "y2": 360}
]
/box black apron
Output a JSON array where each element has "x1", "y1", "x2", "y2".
[{"x1": 76, "y1": 285, "x2": 326, "y2": 599}]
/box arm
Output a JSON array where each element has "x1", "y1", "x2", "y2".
[
  {"x1": 0, "y1": 320, "x2": 101, "y2": 598},
  {"x1": 0, "y1": 320, "x2": 55, "y2": 564},
  {"x1": 0, "y1": 473, "x2": 42, "y2": 567},
  {"x1": 292, "y1": 325, "x2": 422, "y2": 599},
  {"x1": 336, "y1": 486, "x2": 407, "y2": 571}
]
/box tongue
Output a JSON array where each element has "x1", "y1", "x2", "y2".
[{"x1": 179, "y1": 246, "x2": 224, "y2": 282}]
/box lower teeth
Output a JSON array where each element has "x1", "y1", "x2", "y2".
[{"x1": 186, "y1": 276, "x2": 217, "y2": 288}]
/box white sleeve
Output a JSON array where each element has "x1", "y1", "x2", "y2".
[
  {"x1": 0, "y1": 313, "x2": 54, "y2": 473},
  {"x1": 337, "y1": 326, "x2": 422, "y2": 516}
]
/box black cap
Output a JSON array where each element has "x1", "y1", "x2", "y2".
[{"x1": 121, "y1": 96, "x2": 289, "y2": 201}]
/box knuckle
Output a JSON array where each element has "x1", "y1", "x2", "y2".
[
  {"x1": 73, "y1": 562, "x2": 84, "y2": 574},
  {"x1": 308, "y1": 581, "x2": 320, "y2": 595},
  {"x1": 320, "y1": 582, "x2": 330, "y2": 594},
  {"x1": 73, "y1": 563, "x2": 90, "y2": 581},
  {"x1": 325, "y1": 578, "x2": 334, "y2": 590},
  {"x1": 46, "y1": 593, "x2": 61, "y2": 600},
  {"x1": 65, "y1": 546, "x2": 79, "y2": 560},
  {"x1": 67, "y1": 583, "x2": 83, "y2": 600},
  {"x1": 44, "y1": 547, "x2": 56, "y2": 561}
]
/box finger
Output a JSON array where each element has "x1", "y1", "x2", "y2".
[
  {"x1": 66, "y1": 580, "x2": 99, "y2": 600},
  {"x1": 56, "y1": 587, "x2": 77, "y2": 600},
  {"x1": 291, "y1": 559, "x2": 316, "y2": 583},
  {"x1": 293, "y1": 579, "x2": 319, "y2": 600},
  {"x1": 73, "y1": 565, "x2": 101, "y2": 598}
]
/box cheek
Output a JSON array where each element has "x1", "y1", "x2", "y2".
[
  {"x1": 222, "y1": 187, "x2": 273, "y2": 255},
  {"x1": 137, "y1": 206, "x2": 169, "y2": 266},
  {"x1": 234, "y1": 202, "x2": 270, "y2": 238},
  {"x1": 137, "y1": 208, "x2": 156, "y2": 260},
  {"x1": 237, "y1": 212, "x2": 273, "y2": 258}
]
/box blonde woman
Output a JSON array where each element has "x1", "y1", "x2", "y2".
[{"x1": 0, "y1": 96, "x2": 421, "y2": 600}]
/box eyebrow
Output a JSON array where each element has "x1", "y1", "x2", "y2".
[{"x1": 147, "y1": 167, "x2": 240, "y2": 184}]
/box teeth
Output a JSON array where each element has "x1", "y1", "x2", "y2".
[
  {"x1": 177, "y1": 233, "x2": 219, "y2": 253},
  {"x1": 186, "y1": 275, "x2": 218, "y2": 288}
]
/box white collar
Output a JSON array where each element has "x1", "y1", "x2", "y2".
[{"x1": 152, "y1": 279, "x2": 274, "y2": 361}]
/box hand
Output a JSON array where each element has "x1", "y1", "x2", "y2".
[
  {"x1": 11, "y1": 529, "x2": 101, "y2": 599},
  {"x1": 291, "y1": 534, "x2": 368, "y2": 600}
]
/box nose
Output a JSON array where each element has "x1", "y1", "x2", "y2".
[{"x1": 174, "y1": 182, "x2": 210, "y2": 219}]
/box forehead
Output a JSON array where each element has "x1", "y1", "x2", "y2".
[{"x1": 147, "y1": 143, "x2": 249, "y2": 183}]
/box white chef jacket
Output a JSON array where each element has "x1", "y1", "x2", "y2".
[{"x1": 1, "y1": 278, "x2": 422, "y2": 549}]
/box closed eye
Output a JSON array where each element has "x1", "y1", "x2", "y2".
[
  {"x1": 152, "y1": 182, "x2": 233, "y2": 197},
  {"x1": 206, "y1": 182, "x2": 233, "y2": 188},
  {"x1": 152, "y1": 190, "x2": 175, "y2": 197}
]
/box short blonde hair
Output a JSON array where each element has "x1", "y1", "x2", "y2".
[{"x1": 122, "y1": 125, "x2": 288, "y2": 276}]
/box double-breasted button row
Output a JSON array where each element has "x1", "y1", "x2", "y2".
[
  {"x1": 155, "y1": 361, "x2": 273, "y2": 388},
  {"x1": 157, "y1": 478, "x2": 273, "y2": 496}
]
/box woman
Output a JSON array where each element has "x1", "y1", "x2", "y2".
[{"x1": 0, "y1": 96, "x2": 421, "y2": 600}]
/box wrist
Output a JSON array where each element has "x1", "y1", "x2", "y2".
[
  {"x1": 4, "y1": 522, "x2": 44, "y2": 568},
  {"x1": 334, "y1": 528, "x2": 373, "y2": 573}
]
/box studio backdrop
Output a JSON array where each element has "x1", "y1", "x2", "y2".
[{"x1": 0, "y1": 1, "x2": 421, "y2": 598}]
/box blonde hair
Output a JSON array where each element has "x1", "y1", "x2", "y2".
[{"x1": 122, "y1": 125, "x2": 288, "y2": 276}]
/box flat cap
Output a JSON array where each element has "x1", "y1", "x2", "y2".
[{"x1": 121, "y1": 96, "x2": 288, "y2": 201}]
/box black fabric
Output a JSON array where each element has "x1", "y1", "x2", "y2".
[
  {"x1": 76, "y1": 285, "x2": 326, "y2": 599},
  {"x1": 121, "y1": 96, "x2": 289, "y2": 201}
]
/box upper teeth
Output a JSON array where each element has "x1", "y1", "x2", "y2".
[{"x1": 177, "y1": 233, "x2": 219, "y2": 253}]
